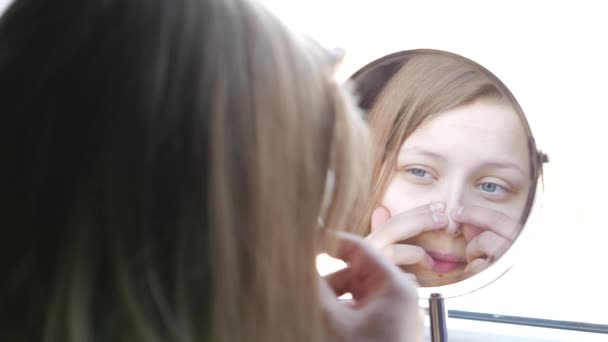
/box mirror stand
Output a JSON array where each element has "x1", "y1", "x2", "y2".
[{"x1": 429, "y1": 293, "x2": 448, "y2": 342}]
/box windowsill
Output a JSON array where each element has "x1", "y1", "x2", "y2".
[{"x1": 423, "y1": 316, "x2": 608, "y2": 342}]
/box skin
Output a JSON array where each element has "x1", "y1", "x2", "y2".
[
  {"x1": 320, "y1": 232, "x2": 422, "y2": 342},
  {"x1": 366, "y1": 98, "x2": 531, "y2": 287}
]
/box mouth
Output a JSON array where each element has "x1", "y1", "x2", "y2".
[{"x1": 427, "y1": 251, "x2": 466, "y2": 273}]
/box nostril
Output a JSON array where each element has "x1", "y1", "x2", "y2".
[
  {"x1": 445, "y1": 204, "x2": 465, "y2": 235},
  {"x1": 445, "y1": 219, "x2": 462, "y2": 235}
]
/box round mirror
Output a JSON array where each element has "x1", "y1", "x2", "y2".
[{"x1": 349, "y1": 49, "x2": 546, "y2": 298}]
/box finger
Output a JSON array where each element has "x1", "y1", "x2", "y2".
[
  {"x1": 464, "y1": 258, "x2": 491, "y2": 276},
  {"x1": 371, "y1": 206, "x2": 391, "y2": 233},
  {"x1": 380, "y1": 244, "x2": 435, "y2": 269},
  {"x1": 319, "y1": 236, "x2": 420, "y2": 340},
  {"x1": 319, "y1": 277, "x2": 358, "y2": 339},
  {"x1": 452, "y1": 205, "x2": 521, "y2": 241},
  {"x1": 465, "y1": 231, "x2": 510, "y2": 262},
  {"x1": 324, "y1": 267, "x2": 354, "y2": 297},
  {"x1": 372, "y1": 202, "x2": 444, "y2": 233},
  {"x1": 321, "y1": 231, "x2": 415, "y2": 301},
  {"x1": 322, "y1": 231, "x2": 398, "y2": 277},
  {"x1": 404, "y1": 272, "x2": 418, "y2": 283},
  {"x1": 366, "y1": 202, "x2": 448, "y2": 249}
]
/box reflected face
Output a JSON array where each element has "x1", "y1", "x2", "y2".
[{"x1": 380, "y1": 98, "x2": 531, "y2": 286}]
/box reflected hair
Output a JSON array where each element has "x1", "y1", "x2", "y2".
[
  {"x1": 349, "y1": 49, "x2": 544, "y2": 235},
  {"x1": 0, "y1": 0, "x2": 371, "y2": 341}
]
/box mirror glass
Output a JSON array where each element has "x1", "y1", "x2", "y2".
[{"x1": 349, "y1": 49, "x2": 545, "y2": 295}]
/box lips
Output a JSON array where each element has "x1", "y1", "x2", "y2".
[{"x1": 427, "y1": 251, "x2": 466, "y2": 273}]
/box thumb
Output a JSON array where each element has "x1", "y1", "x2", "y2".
[
  {"x1": 319, "y1": 278, "x2": 358, "y2": 340},
  {"x1": 371, "y1": 206, "x2": 391, "y2": 233},
  {"x1": 464, "y1": 258, "x2": 491, "y2": 276}
]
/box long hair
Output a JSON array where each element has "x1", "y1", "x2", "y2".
[
  {"x1": 0, "y1": 0, "x2": 371, "y2": 341},
  {"x1": 349, "y1": 50, "x2": 543, "y2": 235}
]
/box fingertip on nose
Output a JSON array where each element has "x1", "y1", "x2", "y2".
[{"x1": 445, "y1": 219, "x2": 462, "y2": 235}]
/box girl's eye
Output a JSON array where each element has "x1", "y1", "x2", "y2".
[
  {"x1": 481, "y1": 182, "x2": 498, "y2": 192},
  {"x1": 478, "y1": 182, "x2": 508, "y2": 195},
  {"x1": 409, "y1": 168, "x2": 432, "y2": 178}
]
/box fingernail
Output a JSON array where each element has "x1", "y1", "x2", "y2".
[
  {"x1": 430, "y1": 202, "x2": 445, "y2": 212},
  {"x1": 432, "y1": 211, "x2": 448, "y2": 225}
]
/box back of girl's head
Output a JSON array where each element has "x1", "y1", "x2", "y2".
[
  {"x1": 350, "y1": 50, "x2": 541, "y2": 234},
  {"x1": 0, "y1": 0, "x2": 370, "y2": 341}
]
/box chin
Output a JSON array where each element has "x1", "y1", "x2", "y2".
[
  {"x1": 403, "y1": 265, "x2": 468, "y2": 287},
  {"x1": 417, "y1": 274, "x2": 465, "y2": 287}
]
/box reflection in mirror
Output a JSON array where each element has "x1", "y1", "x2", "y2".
[{"x1": 349, "y1": 49, "x2": 545, "y2": 289}]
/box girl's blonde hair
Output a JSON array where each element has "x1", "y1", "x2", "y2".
[
  {"x1": 348, "y1": 49, "x2": 544, "y2": 235},
  {"x1": 0, "y1": 0, "x2": 370, "y2": 341}
]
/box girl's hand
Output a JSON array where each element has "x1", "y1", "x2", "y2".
[
  {"x1": 365, "y1": 203, "x2": 448, "y2": 270},
  {"x1": 452, "y1": 205, "x2": 521, "y2": 275},
  {"x1": 320, "y1": 232, "x2": 423, "y2": 342}
]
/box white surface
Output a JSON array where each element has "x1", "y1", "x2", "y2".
[{"x1": 423, "y1": 317, "x2": 607, "y2": 342}]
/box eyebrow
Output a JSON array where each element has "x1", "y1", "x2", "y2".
[
  {"x1": 400, "y1": 147, "x2": 527, "y2": 177},
  {"x1": 400, "y1": 147, "x2": 446, "y2": 161},
  {"x1": 478, "y1": 161, "x2": 527, "y2": 177}
]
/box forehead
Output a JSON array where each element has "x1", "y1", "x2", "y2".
[{"x1": 399, "y1": 98, "x2": 530, "y2": 171}]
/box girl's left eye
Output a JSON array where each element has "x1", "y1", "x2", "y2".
[
  {"x1": 481, "y1": 182, "x2": 497, "y2": 192},
  {"x1": 478, "y1": 182, "x2": 508, "y2": 195}
]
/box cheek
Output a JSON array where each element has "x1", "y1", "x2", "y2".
[
  {"x1": 472, "y1": 191, "x2": 529, "y2": 223},
  {"x1": 462, "y1": 224, "x2": 485, "y2": 241},
  {"x1": 380, "y1": 177, "x2": 438, "y2": 216}
]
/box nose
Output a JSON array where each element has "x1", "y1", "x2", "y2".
[{"x1": 443, "y1": 181, "x2": 467, "y2": 235}]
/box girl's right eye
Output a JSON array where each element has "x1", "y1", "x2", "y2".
[
  {"x1": 405, "y1": 167, "x2": 434, "y2": 179},
  {"x1": 403, "y1": 166, "x2": 436, "y2": 182},
  {"x1": 409, "y1": 168, "x2": 431, "y2": 178}
]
